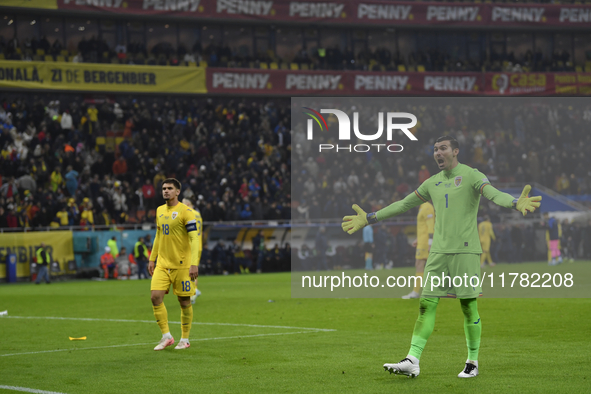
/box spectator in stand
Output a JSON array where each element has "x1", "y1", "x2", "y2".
[
  {"x1": 112, "y1": 156, "x2": 128, "y2": 178},
  {"x1": 0, "y1": 177, "x2": 18, "y2": 199},
  {"x1": 142, "y1": 179, "x2": 156, "y2": 210},
  {"x1": 56, "y1": 206, "x2": 69, "y2": 227},
  {"x1": 50, "y1": 167, "x2": 63, "y2": 193},
  {"x1": 111, "y1": 182, "x2": 128, "y2": 220},
  {"x1": 64, "y1": 166, "x2": 79, "y2": 197},
  {"x1": 17, "y1": 173, "x2": 37, "y2": 194},
  {"x1": 61, "y1": 110, "x2": 73, "y2": 131},
  {"x1": 80, "y1": 198, "x2": 94, "y2": 227},
  {"x1": 6, "y1": 205, "x2": 18, "y2": 228},
  {"x1": 240, "y1": 204, "x2": 253, "y2": 220}
]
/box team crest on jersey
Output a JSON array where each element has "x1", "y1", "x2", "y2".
[
  {"x1": 454, "y1": 176, "x2": 462, "y2": 187},
  {"x1": 172, "y1": 212, "x2": 178, "y2": 220}
]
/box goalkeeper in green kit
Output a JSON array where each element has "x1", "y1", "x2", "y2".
[{"x1": 342, "y1": 136, "x2": 541, "y2": 378}]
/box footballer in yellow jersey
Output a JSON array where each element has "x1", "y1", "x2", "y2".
[
  {"x1": 478, "y1": 215, "x2": 496, "y2": 267},
  {"x1": 149, "y1": 178, "x2": 202, "y2": 351},
  {"x1": 403, "y1": 202, "x2": 434, "y2": 299}
]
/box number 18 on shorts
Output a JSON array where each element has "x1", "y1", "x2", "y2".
[{"x1": 151, "y1": 266, "x2": 196, "y2": 297}]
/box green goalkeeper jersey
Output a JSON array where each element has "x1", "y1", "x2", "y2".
[{"x1": 376, "y1": 163, "x2": 515, "y2": 254}]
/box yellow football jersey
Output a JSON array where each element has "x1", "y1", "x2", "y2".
[
  {"x1": 478, "y1": 220, "x2": 495, "y2": 242},
  {"x1": 152, "y1": 202, "x2": 202, "y2": 269},
  {"x1": 416, "y1": 202, "x2": 434, "y2": 248}
]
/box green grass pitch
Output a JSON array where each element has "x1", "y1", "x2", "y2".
[{"x1": 1, "y1": 262, "x2": 590, "y2": 393}]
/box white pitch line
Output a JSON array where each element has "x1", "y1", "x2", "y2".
[
  {"x1": 4, "y1": 316, "x2": 336, "y2": 332},
  {"x1": 0, "y1": 385, "x2": 66, "y2": 394},
  {"x1": 0, "y1": 331, "x2": 322, "y2": 358}
]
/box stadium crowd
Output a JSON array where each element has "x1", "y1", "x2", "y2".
[
  {"x1": 0, "y1": 32, "x2": 578, "y2": 73},
  {"x1": 0, "y1": 95, "x2": 291, "y2": 229}
]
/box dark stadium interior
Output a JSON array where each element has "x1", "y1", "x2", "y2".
[{"x1": 1, "y1": 11, "x2": 590, "y2": 72}]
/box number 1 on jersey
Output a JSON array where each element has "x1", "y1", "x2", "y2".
[{"x1": 445, "y1": 194, "x2": 448, "y2": 208}]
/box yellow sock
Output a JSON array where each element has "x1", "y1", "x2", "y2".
[
  {"x1": 180, "y1": 304, "x2": 193, "y2": 339},
  {"x1": 153, "y1": 303, "x2": 169, "y2": 335},
  {"x1": 414, "y1": 272, "x2": 424, "y2": 293}
]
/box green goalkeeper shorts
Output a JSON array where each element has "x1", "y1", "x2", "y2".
[{"x1": 421, "y1": 253, "x2": 482, "y2": 299}]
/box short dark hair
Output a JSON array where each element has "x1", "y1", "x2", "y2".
[
  {"x1": 435, "y1": 135, "x2": 459, "y2": 151},
  {"x1": 162, "y1": 178, "x2": 181, "y2": 190}
]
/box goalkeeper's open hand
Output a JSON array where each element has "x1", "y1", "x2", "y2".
[
  {"x1": 341, "y1": 204, "x2": 368, "y2": 234},
  {"x1": 516, "y1": 185, "x2": 542, "y2": 216}
]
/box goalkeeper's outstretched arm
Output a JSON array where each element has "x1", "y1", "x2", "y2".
[
  {"x1": 482, "y1": 184, "x2": 541, "y2": 216},
  {"x1": 342, "y1": 192, "x2": 424, "y2": 235}
]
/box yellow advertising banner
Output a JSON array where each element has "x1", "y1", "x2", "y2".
[
  {"x1": 0, "y1": 0, "x2": 57, "y2": 9},
  {"x1": 0, "y1": 231, "x2": 74, "y2": 278},
  {"x1": 0, "y1": 60, "x2": 207, "y2": 94}
]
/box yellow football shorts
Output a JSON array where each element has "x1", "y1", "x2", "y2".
[
  {"x1": 416, "y1": 244, "x2": 429, "y2": 260},
  {"x1": 151, "y1": 266, "x2": 195, "y2": 297}
]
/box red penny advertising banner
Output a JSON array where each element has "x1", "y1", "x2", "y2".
[
  {"x1": 55, "y1": 0, "x2": 591, "y2": 27},
  {"x1": 206, "y1": 69, "x2": 591, "y2": 96},
  {"x1": 207, "y1": 69, "x2": 483, "y2": 95}
]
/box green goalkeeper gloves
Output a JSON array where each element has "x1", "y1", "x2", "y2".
[
  {"x1": 515, "y1": 185, "x2": 542, "y2": 216},
  {"x1": 341, "y1": 204, "x2": 369, "y2": 235}
]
